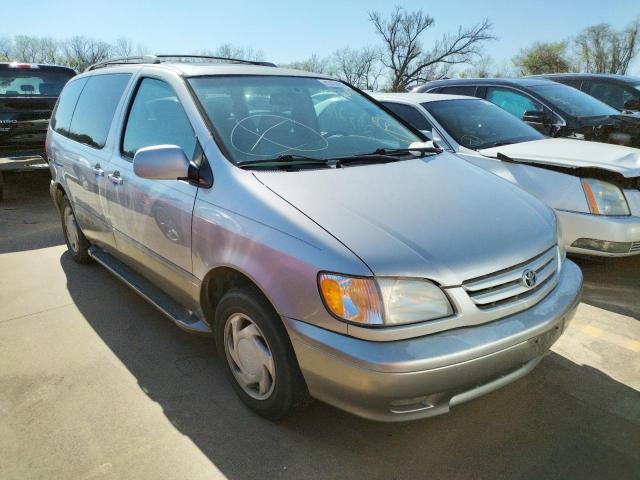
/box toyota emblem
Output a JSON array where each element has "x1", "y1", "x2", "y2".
[{"x1": 522, "y1": 269, "x2": 537, "y2": 288}]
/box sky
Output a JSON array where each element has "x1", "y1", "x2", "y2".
[{"x1": 4, "y1": 0, "x2": 640, "y2": 72}]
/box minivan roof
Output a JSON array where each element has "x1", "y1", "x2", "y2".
[{"x1": 75, "y1": 61, "x2": 332, "y2": 80}]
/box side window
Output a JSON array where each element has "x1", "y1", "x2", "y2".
[
  {"x1": 587, "y1": 82, "x2": 631, "y2": 111},
  {"x1": 486, "y1": 87, "x2": 542, "y2": 119},
  {"x1": 51, "y1": 77, "x2": 88, "y2": 135},
  {"x1": 382, "y1": 102, "x2": 433, "y2": 131},
  {"x1": 439, "y1": 85, "x2": 478, "y2": 97},
  {"x1": 67, "y1": 74, "x2": 131, "y2": 149},
  {"x1": 122, "y1": 78, "x2": 196, "y2": 159}
]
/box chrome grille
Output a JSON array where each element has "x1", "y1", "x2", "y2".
[
  {"x1": 463, "y1": 246, "x2": 559, "y2": 310},
  {"x1": 629, "y1": 242, "x2": 640, "y2": 253}
]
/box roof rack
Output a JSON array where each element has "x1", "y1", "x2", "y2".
[{"x1": 87, "y1": 54, "x2": 277, "y2": 71}]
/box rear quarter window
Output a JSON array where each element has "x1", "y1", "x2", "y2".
[
  {"x1": 51, "y1": 78, "x2": 88, "y2": 134},
  {"x1": 66, "y1": 74, "x2": 131, "y2": 149}
]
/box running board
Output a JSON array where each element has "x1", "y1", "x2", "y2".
[{"x1": 88, "y1": 246, "x2": 211, "y2": 334}]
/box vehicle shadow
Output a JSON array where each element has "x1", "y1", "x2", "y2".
[
  {"x1": 60, "y1": 251, "x2": 640, "y2": 480},
  {"x1": 570, "y1": 253, "x2": 640, "y2": 321},
  {"x1": 0, "y1": 171, "x2": 64, "y2": 254}
]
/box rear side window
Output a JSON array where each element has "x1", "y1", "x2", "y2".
[
  {"x1": 122, "y1": 78, "x2": 196, "y2": 159},
  {"x1": 51, "y1": 77, "x2": 88, "y2": 134},
  {"x1": 382, "y1": 102, "x2": 432, "y2": 131},
  {"x1": 439, "y1": 86, "x2": 478, "y2": 96},
  {"x1": 67, "y1": 74, "x2": 131, "y2": 149}
]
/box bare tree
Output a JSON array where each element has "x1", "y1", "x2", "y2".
[
  {"x1": 112, "y1": 37, "x2": 134, "y2": 57},
  {"x1": 12, "y1": 36, "x2": 40, "y2": 62},
  {"x1": 575, "y1": 21, "x2": 640, "y2": 74},
  {"x1": 63, "y1": 36, "x2": 112, "y2": 71},
  {"x1": 332, "y1": 46, "x2": 383, "y2": 90},
  {"x1": 281, "y1": 54, "x2": 332, "y2": 74},
  {"x1": 369, "y1": 6, "x2": 495, "y2": 91},
  {"x1": 0, "y1": 37, "x2": 13, "y2": 61},
  {"x1": 204, "y1": 43, "x2": 265, "y2": 61}
]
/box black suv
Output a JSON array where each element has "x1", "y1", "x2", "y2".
[
  {"x1": 412, "y1": 77, "x2": 640, "y2": 148},
  {"x1": 536, "y1": 73, "x2": 640, "y2": 113},
  {"x1": 0, "y1": 62, "x2": 75, "y2": 199}
]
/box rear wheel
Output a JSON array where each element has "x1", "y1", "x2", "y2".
[
  {"x1": 215, "y1": 288, "x2": 308, "y2": 420},
  {"x1": 60, "y1": 195, "x2": 91, "y2": 264}
]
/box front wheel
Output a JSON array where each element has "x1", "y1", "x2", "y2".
[
  {"x1": 215, "y1": 288, "x2": 308, "y2": 420},
  {"x1": 60, "y1": 195, "x2": 91, "y2": 264}
]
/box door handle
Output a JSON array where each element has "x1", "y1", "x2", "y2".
[
  {"x1": 92, "y1": 164, "x2": 104, "y2": 176},
  {"x1": 108, "y1": 171, "x2": 123, "y2": 185}
]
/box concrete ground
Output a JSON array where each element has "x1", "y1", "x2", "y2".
[{"x1": 1, "y1": 171, "x2": 639, "y2": 480}]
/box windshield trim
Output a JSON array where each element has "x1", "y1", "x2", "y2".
[{"x1": 185, "y1": 74, "x2": 430, "y2": 168}]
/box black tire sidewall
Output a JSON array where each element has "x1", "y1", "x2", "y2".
[
  {"x1": 59, "y1": 195, "x2": 91, "y2": 264},
  {"x1": 215, "y1": 288, "x2": 305, "y2": 420}
]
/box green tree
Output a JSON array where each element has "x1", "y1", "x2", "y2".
[{"x1": 513, "y1": 41, "x2": 573, "y2": 75}]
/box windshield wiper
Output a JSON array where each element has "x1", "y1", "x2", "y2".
[
  {"x1": 330, "y1": 146, "x2": 442, "y2": 166},
  {"x1": 370, "y1": 146, "x2": 442, "y2": 157},
  {"x1": 237, "y1": 154, "x2": 332, "y2": 169}
]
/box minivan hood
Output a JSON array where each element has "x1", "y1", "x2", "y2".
[
  {"x1": 253, "y1": 153, "x2": 556, "y2": 286},
  {"x1": 479, "y1": 138, "x2": 640, "y2": 178}
]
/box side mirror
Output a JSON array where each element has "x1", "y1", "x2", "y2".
[
  {"x1": 522, "y1": 110, "x2": 551, "y2": 125},
  {"x1": 133, "y1": 145, "x2": 190, "y2": 180},
  {"x1": 623, "y1": 98, "x2": 640, "y2": 112}
]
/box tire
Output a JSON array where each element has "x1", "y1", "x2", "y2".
[
  {"x1": 215, "y1": 287, "x2": 308, "y2": 420},
  {"x1": 59, "y1": 195, "x2": 92, "y2": 264}
]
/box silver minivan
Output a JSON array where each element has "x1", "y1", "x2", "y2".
[{"x1": 47, "y1": 55, "x2": 582, "y2": 422}]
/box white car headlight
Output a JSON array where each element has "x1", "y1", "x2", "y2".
[
  {"x1": 581, "y1": 178, "x2": 630, "y2": 216},
  {"x1": 377, "y1": 278, "x2": 453, "y2": 325},
  {"x1": 318, "y1": 273, "x2": 453, "y2": 326}
]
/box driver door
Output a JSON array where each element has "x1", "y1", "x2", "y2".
[{"x1": 105, "y1": 77, "x2": 199, "y2": 306}]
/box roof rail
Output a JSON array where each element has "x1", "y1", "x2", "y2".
[{"x1": 87, "y1": 54, "x2": 276, "y2": 71}]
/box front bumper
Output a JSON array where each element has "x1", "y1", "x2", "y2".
[
  {"x1": 556, "y1": 209, "x2": 640, "y2": 257},
  {"x1": 284, "y1": 260, "x2": 582, "y2": 422}
]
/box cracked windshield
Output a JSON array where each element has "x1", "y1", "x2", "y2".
[{"x1": 189, "y1": 76, "x2": 421, "y2": 163}]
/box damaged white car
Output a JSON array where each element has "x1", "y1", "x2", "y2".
[{"x1": 374, "y1": 93, "x2": 640, "y2": 257}]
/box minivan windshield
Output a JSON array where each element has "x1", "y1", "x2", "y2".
[
  {"x1": 0, "y1": 67, "x2": 74, "y2": 97},
  {"x1": 423, "y1": 99, "x2": 544, "y2": 149},
  {"x1": 528, "y1": 83, "x2": 619, "y2": 118},
  {"x1": 189, "y1": 76, "x2": 423, "y2": 164}
]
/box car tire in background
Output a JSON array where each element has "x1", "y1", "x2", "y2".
[{"x1": 215, "y1": 287, "x2": 308, "y2": 420}]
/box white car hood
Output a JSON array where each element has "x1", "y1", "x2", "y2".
[{"x1": 479, "y1": 138, "x2": 640, "y2": 178}]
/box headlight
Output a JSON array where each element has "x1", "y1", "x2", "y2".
[
  {"x1": 581, "y1": 178, "x2": 630, "y2": 216},
  {"x1": 318, "y1": 273, "x2": 453, "y2": 326}
]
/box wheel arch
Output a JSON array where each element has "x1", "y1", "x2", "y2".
[{"x1": 200, "y1": 265, "x2": 282, "y2": 328}]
